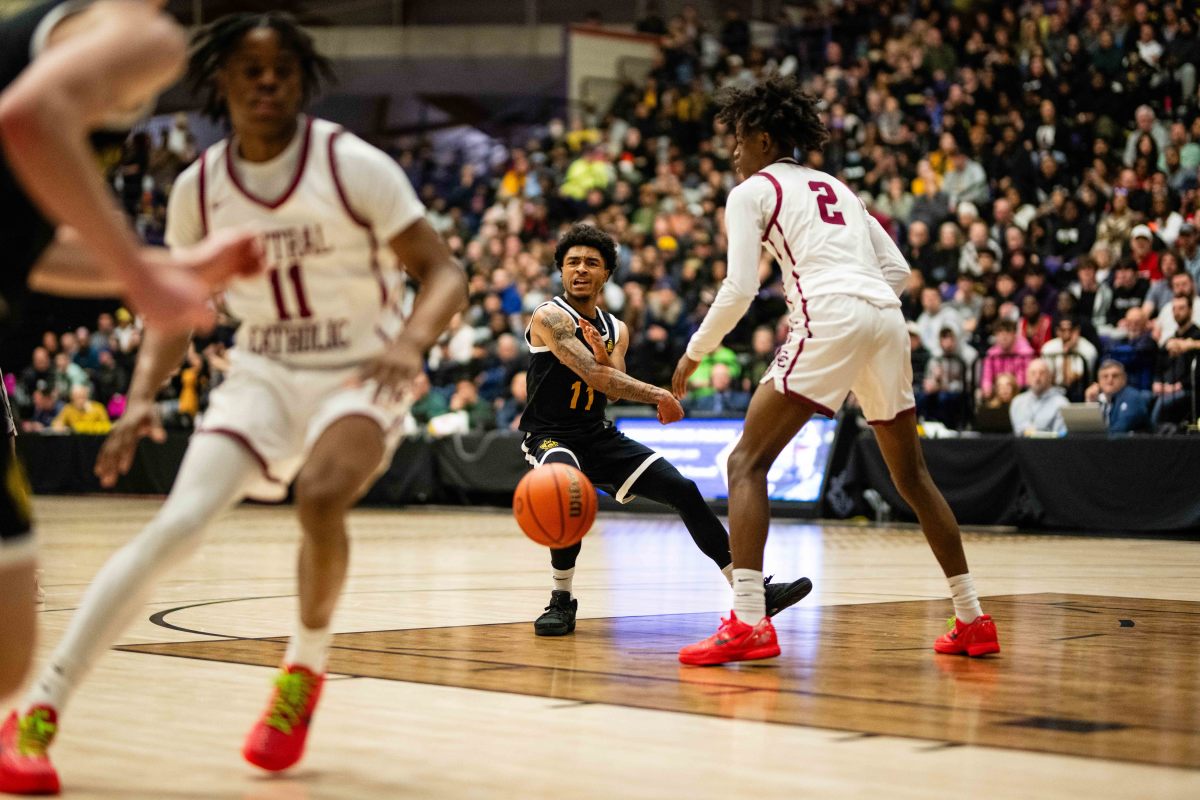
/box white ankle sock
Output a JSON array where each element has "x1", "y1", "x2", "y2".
[
  {"x1": 285, "y1": 622, "x2": 332, "y2": 673},
  {"x1": 552, "y1": 567, "x2": 574, "y2": 596},
  {"x1": 732, "y1": 568, "x2": 766, "y2": 624},
  {"x1": 721, "y1": 563, "x2": 734, "y2": 586},
  {"x1": 948, "y1": 573, "x2": 983, "y2": 623}
]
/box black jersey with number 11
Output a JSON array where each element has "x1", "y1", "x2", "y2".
[{"x1": 520, "y1": 296, "x2": 620, "y2": 440}]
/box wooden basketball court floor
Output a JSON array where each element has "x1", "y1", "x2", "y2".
[{"x1": 15, "y1": 496, "x2": 1200, "y2": 799}]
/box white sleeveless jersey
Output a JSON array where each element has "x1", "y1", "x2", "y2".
[
  {"x1": 167, "y1": 116, "x2": 424, "y2": 368},
  {"x1": 686, "y1": 157, "x2": 910, "y2": 359}
]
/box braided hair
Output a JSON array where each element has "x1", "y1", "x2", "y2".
[
  {"x1": 188, "y1": 13, "x2": 335, "y2": 122},
  {"x1": 714, "y1": 73, "x2": 828, "y2": 154}
]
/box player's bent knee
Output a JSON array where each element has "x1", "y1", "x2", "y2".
[
  {"x1": 295, "y1": 470, "x2": 361, "y2": 516},
  {"x1": 726, "y1": 448, "x2": 770, "y2": 484}
]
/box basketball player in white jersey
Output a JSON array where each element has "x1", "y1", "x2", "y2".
[
  {"x1": 0, "y1": 0, "x2": 262, "y2": 709},
  {"x1": 0, "y1": 14, "x2": 466, "y2": 793},
  {"x1": 673, "y1": 75, "x2": 1001, "y2": 666}
]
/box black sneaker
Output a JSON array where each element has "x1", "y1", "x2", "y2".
[
  {"x1": 534, "y1": 590, "x2": 577, "y2": 636},
  {"x1": 764, "y1": 576, "x2": 813, "y2": 617}
]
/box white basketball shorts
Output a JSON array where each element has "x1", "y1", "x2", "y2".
[
  {"x1": 196, "y1": 350, "x2": 408, "y2": 501},
  {"x1": 762, "y1": 294, "x2": 916, "y2": 425}
]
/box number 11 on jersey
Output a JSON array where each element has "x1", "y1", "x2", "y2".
[
  {"x1": 268, "y1": 263, "x2": 313, "y2": 321},
  {"x1": 569, "y1": 380, "x2": 594, "y2": 411}
]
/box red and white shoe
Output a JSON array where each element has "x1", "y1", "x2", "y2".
[
  {"x1": 0, "y1": 706, "x2": 61, "y2": 795},
  {"x1": 934, "y1": 614, "x2": 1001, "y2": 657},
  {"x1": 678, "y1": 612, "x2": 780, "y2": 666},
  {"x1": 242, "y1": 665, "x2": 324, "y2": 772}
]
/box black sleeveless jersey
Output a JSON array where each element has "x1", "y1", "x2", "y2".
[
  {"x1": 0, "y1": 0, "x2": 130, "y2": 318},
  {"x1": 520, "y1": 296, "x2": 621, "y2": 440}
]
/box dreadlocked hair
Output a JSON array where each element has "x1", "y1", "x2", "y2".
[
  {"x1": 555, "y1": 223, "x2": 618, "y2": 274},
  {"x1": 714, "y1": 73, "x2": 828, "y2": 154},
  {"x1": 188, "y1": 13, "x2": 335, "y2": 122}
]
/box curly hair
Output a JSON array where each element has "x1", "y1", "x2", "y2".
[
  {"x1": 188, "y1": 13, "x2": 335, "y2": 123},
  {"x1": 554, "y1": 223, "x2": 617, "y2": 274},
  {"x1": 714, "y1": 73, "x2": 829, "y2": 154}
]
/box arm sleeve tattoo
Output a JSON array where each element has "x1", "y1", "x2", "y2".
[{"x1": 538, "y1": 306, "x2": 665, "y2": 405}]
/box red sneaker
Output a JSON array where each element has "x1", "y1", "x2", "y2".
[
  {"x1": 242, "y1": 665, "x2": 324, "y2": 772},
  {"x1": 934, "y1": 615, "x2": 1001, "y2": 657},
  {"x1": 678, "y1": 612, "x2": 780, "y2": 666},
  {"x1": 0, "y1": 706, "x2": 61, "y2": 795}
]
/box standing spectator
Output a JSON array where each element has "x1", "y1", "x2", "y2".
[
  {"x1": 981, "y1": 319, "x2": 1035, "y2": 397},
  {"x1": 1009, "y1": 359, "x2": 1068, "y2": 436},
  {"x1": 1085, "y1": 360, "x2": 1151, "y2": 433},
  {"x1": 51, "y1": 385, "x2": 111, "y2": 435}
]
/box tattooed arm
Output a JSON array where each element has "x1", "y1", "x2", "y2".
[{"x1": 531, "y1": 305, "x2": 683, "y2": 422}]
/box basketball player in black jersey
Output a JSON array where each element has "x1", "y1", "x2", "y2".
[
  {"x1": 522, "y1": 224, "x2": 811, "y2": 635},
  {"x1": 0, "y1": 0, "x2": 261, "y2": 706}
]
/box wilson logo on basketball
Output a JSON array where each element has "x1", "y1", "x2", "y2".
[{"x1": 567, "y1": 472, "x2": 583, "y2": 518}]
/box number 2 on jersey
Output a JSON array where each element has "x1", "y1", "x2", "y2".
[
  {"x1": 268, "y1": 263, "x2": 313, "y2": 321},
  {"x1": 809, "y1": 181, "x2": 846, "y2": 226},
  {"x1": 569, "y1": 380, "x2": 594, "y2": 411}
]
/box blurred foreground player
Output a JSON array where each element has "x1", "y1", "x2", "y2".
[
  {"x1": 673, "y1": 76, "x2": 1000, "y2": 665},
  {"x1": 0, "y1": 0, "x2": 261, "y2": 707},
  {"x1": 1, "y1": 13, "x2": 466, "y2": 793},
  {"x1": 522, "y1": 224, "x2": 811, "y2": 636}
]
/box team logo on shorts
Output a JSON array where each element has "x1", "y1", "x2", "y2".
[{"x1": 538, "y1": 439, "x2": 560, "y2": 451}]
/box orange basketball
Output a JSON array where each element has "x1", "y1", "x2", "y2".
[{"x1": 513, "y1": 463, "x2": 597, "y2": 548}]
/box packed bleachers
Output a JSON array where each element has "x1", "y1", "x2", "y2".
[{"x1": 9, "y1": 0, "x2": 1200, "y2": 437}]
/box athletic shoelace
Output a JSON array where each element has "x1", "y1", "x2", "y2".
[
  {"x1": 265, "y1": 671, "x2": 315, "y2": 735},
  {"x1": 16, "y1": 709, "x2": 56, "y2": 757}
]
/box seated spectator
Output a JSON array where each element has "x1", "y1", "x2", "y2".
[
  {"x1": 907, "y1": 321, "x2": 931, "y2": 395},
  {"x1": 1178, "y1": 221, "x2": 1200, "y2": 284},
  {"x1": 1129, "y1": 224, "x2": 1162, "y2": 281},
  {"x1": 685, "y1": 345, "x2": 740, "y2": 400},
  {"x1": 22, "y1": 383, "x2": 60, "y2": 433},
  {"x1": 496, "y1": 371, "x2": 528, "y2": 431},
  {"x1": 113, "y1": 307, "x2": 140, "y2": 353},
  {"x1": 967, "y1": 295, "x2": 1000, "y2": 354},
  {"x1": 919, "y1": 327, "x2": 976, "y2": 429},
  {"x1": 52, "y1": 352, "x2": 89, "y2": 397},
  {"x1": 1085, "y1": 360, "x2": 1151, "y2": 433},
  {"x1": 742, "y1": 325, "x2": 777, "y2": 387},
  {"x1": 980, "y1": 319, "x2": 1035, "y2": 398},
  {"x1": 1009, "y1": 359, "x2": 1068, "y2": 436},
  {"x1": 688, "y1": 363, "x2": 749, "y2": 414},
  {"x1": 1014, "y1": 265, "x2": 1058, "y2": 318},
  {"x1": 1142, "y1": 250, "x2": 1182, "y2": 319},
  {"x1": 1069, "y1": 257, "x2": 1113, "y2": 335},
  {"x1": 1017, "y1": 294, "x2": 1053, "y2": 354},
  {"x1": 410, "y1": 372, "x2": 449, "y2": 428},
  {"x1": 17, "y1": 347, "x2": 53, "y2": 412},
  {"x1": 1151, "y1": 295, "x2": 1200, "y2": 429},
  {"x1": 974, "y1": 372, "x2": 1019, "y2": 433},
  {"x1": 1106, "y1": 259, "x2": 1150, "y2": 332},
  {"x1": 916, "y1": 286, "x2": 961, "y2": 352},
  {"x1": 958, "y1": 220, "x2": 1001, "y2": 278},
  {"x1": 52, "y1": 385, "x2": 112, "y2": 435},
  {"x1": 1105, "y1": 307, "x2": 1157, "y2": 389},
  {"x1": 91, "y1": 350, "x2": 128, "y2": 407},
  {"x1": 1152, "y1": 269, "x2": 1200, "y2": 344},
  {"x1": 448, "y1": 378, "x2": 496, "y2": 431},
  {"x1": 947, "y1": 275, "x2": 982, "y2": 328},
  {"x1": 1040, "y1": 316, "x2": 1099, "y2": 400}
]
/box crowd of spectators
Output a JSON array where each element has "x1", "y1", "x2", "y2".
[{"x1": 9, "y1": 0, "x2": 1200, "y2": 438}]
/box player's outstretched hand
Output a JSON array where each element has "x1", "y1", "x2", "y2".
[
  {"x1": 95, "y1": 400, "x2": 165, "y2": 488},
  {"x1": 579, "y1": 319, "x2": 610, "y2": 365},
  {"x1": 129, "y1": 230, "x2": 264, "y2": 334},
  {"x1": 656, "y1": 390, "x2": 685, "y2": 424},
  {"x1": 671, "y1": 354, "x2": 699, "y2": 399},
  {"x1": 358, "y1": 337, "x2": 424, "y2": 403}
]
